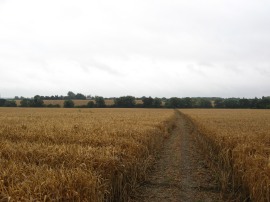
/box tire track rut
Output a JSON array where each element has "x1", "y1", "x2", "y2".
[{"x1": 133, "y1": 111, "x2": 223, "y2": 202}]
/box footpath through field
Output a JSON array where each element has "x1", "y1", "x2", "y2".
[{"x1": 133, "y1": 111, "x2": 223, "y2": 202}]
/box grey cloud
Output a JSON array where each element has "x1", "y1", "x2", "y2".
[
  {"x1": 0, "y1": 0, "x2": 270, "y2": 97},
  {"x1": 79, "y1": 63, "x2": 90, "y2": 73},
  {"x1": 255, "y1": 67, "x2": 270, "y2": 77},
  {"x1": 222, "y1": 64, "x2": 243, "y2": 74},
  {"x1": 197, "y1": 62, "x2": 215, "y2": 68},
  {"x1": 187, "y1": 64, "x2": 206, "y2": 77},
  {"x1": 82, "y1": 61, "x2": 122, "y2": 76}
]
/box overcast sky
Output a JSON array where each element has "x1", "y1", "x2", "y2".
[{"x1": 0, "y1": 0, "x2": 270, "y2": 98}]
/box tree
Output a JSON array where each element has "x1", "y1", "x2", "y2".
[
  {"x1": 87, "y1": 101, "x2": 95, "y2": 108},
  {"x1": 257, "y1": 96, "x2": 270, "y2": 109},
  {"x1": 86, "y1": 95, "x2": 93, "y2": 99},
  {"x1": 64, "y1": 100, "x2": 74, "y2": 108},
  {"x1": 20, "y1": 99, "x2": 31, "y2": 107},
  {"x1": 4, "y1": 100, "x2": 17, "y2": 107},
  {"x1": 250, "y1": 97, "x2": 259, "y2": 109},
  {"x1": 46, "y1": 104, "x2": 60, "y2": 108},
  {"x1": 224, "y1": 98, "x2": 239, "y2": 108},
  {"x1": 199, "y1": 99, "x2": 212, "y2": 108},
  {"x1": 95, "y1": 96, "x2": 106, "y2": 108},
  {"x1": 142, "y1": 97, "x2": 154, "y2": 108},
  {"x1": 75, "y1": 93, "x2": 86, "y2": 100},
  {"x1": 153, "y1": 98, "x2": 162, "y2": 108},
  {"x1": 239, "y1": 98, "x2": 250, "y2": 108},
  {"x1": 183, "y1": 97, "x2": 193, "y2": 108},
  {"x1": 30, "y1": 95, "x2": 44, "y2": 107},
  {"x1": 114, "y1": 96, "x2": 136, "y2": 108},
  {"x1": 19, "y1": 96, "x2": 44, "y2": 107},
  {"x1": 214, "y1": 98, "x2": 225, "y2": 108},
  {"x1": 0, "y1": 99, "x2": 6, "y2": 107},
  {"x1": 165, "y1": 97, "x2": 181, "y2": 108},
  {"x1": 67, "y1": 91, "x2": 76, "y2": 99}
]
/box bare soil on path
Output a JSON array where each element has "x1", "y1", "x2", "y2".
[{"x1": 133, "y1": 111, "x2": 223, "y2": 202}]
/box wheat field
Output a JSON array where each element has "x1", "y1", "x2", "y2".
[
  {"x1": 180, "y1": 109, "x2": 270, "y2": 201},
  {"x1": 0, "y1": 108, "x2": 176, "y2": 201}
]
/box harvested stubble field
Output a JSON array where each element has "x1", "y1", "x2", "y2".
[
  {"x1": 180, "y1": 109, "x2": 270, "y2": 201},
  {"x1": 0, "y1": 108, "x2": 176, "y2": 201}
]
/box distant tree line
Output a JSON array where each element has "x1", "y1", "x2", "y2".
[
  {"x1": 1, "y1": 92, "x2": 270, "y2": 109},
  {"x1": 0, "y1": 99, "x2": 17, "y2": 107},
  {"x1": 213, "y1": 97, "x2": 270, "y2": 109},
  {"x1": 15, "y1": 91, "x2": 88, "y2": 100}
]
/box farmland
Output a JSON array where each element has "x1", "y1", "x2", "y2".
[
  {"x1": 180, "y1": 109, "x2": 270, "y2": 201},
  {"x1": 1, "y1": 108, "x2": 269, "y2": 201},
  {"x1": 0, "y1": 108, "x2": 176, "y2": 201}
]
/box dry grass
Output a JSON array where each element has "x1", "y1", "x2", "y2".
[
  {"x1": 180, "y1": 109, "x2": 270, "y2": 201},
  {"x1": 0, "y1": 108, "x2": 176, "y2": 201}
]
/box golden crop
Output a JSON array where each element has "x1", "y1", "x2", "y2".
[
  {"x1": 180, "y1": 109, "x2": 270, "y2": 201},
  {"x1": 0, "y1": 108, "x2": 175, "y2": 201}
]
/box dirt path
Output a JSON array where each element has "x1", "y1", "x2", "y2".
[{"x1": 133, "y1": 111, "x2": 223, "y2": 202}]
